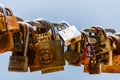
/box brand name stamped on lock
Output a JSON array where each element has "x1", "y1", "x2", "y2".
[{"x1": 35, "y1": 32, "x2": 51, "y2": 42}]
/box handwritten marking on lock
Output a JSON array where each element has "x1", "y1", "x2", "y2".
[{"x1": 58, "y1": 26, "x2": 81, "y2": 45}]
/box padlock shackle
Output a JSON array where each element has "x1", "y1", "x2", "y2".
[
  {"x1": 97, "y1": 26, "x2": 107, "y2": 39},
  {"x1": 59, "y1": 21, "x2": 71, "y2": 28},
  {"x1": 81, "y1": 31, "x2": 90, "y2": 44},
  {"x1": 30, "y1": 26, "x2": 36, "y2": 44},
  {"x1": 83, "y1": 26, "x2": 99, "y2": 36},
  {"x1": 18, "y1": 22, "x2": 27, "y2": 43},
  {"x1": 105, "y1": 28, "x2": 116, "y2": 34},
  {"x1": 0, "y1": 4, "x2": 8, "y2": 31},
  {"x1": 26, "y1": 21, "x2": 43, "y2": 28},
  {"x1": 53, "y1": 22, "x2": 67, "y2": 31},
  {"x1": 35, "y1": 20, "x2": 51, "y2": 33},
  {"x1": 22, "y1": 22, "x2": 30, "y2": 56},
  {"x1": 5, "y1": 7, "x2": 14, "y2": 16}
]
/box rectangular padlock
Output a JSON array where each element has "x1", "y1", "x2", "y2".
[
  {"x1": 89, "y1": 60, "x2": 100, "y2": 74},
  {"x1": 8, "y1": 22, "x2": 30, "y2": 72},
  {"x1": 57, "y1": 21, "x2": 81, "y2": 46},
  {"x1": 0, "y1": 31, "x2": 14, "y2": 53},
  {"x1": 5, "y1": 7, "x2": 19, "y2": 32}
]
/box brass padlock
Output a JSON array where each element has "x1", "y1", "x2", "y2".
[
  {"x1": 0, "y1": 31, "x2": 14, "y2": 53},
  {"x1": 34, "y1": 20, "x2": 65, "y2": 73},
  {"x1": 8, "y1": 22, "x2": 30, "y2": 72},
  {"x1": 27, "y1": 21, "x2": 47, "y2": 72},
  {"x1": 28, "y1": 26, "x2": 40, "y2": 72},
  {"x1": 5, "y1": 7, "x2": 19, "y2": 32}
]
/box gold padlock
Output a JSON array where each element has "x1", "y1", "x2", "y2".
[
  {"x1": 35, "y1": 20, "x2": 65, "y2": 73},
  {"x1": 5, "y1": 7, "x2": 19, "y2": 32}
]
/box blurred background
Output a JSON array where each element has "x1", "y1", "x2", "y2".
[{"x1": 0, "y1": 0, "x2": 120, "y2": 80}]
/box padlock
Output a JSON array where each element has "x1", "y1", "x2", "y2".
[
  {"x1": 64, "y1": 41, "x2": 82, "y2": 66},
  {"x1": 94, "y1": 27, "x2": 113, "y2": 65},
  {"x1": 57, "y1": 21, "x2": 81, "y2": 46},
  {"x1": 89, "y1": 59, "x2": 100, "y2": 74},
  {"x1": 83, "y1": 26, "x2": 113, "y2": 65},
  {"x1": 0, "y1": 31, "x2": 14, "y2": 53},
  {"x1": 53, "y1": 21, "x2": 82, "y2": 66},
  {"x1": 26, "y1": 21, "x2": 41, "y2": 72},
  {"x1": 12, "y1": 22, "x2": 24, "y2": 52},
  {"x1": 27, "y1": 20, "x2": 50, "y2": 72},
  {"x1": 27, "y1": 20, "x2": 52, "y2": 72},
  {"x1": 102, "y1": 55, "x2": 120, "y2": 73},
  {"x1": 5, "y1": 7, "x2": 19, "y2": 32},
  {"x1": 8, "y1": 22, "x2": 30, "y2": 72},
  {"x1": 34, "y1": 20, "x2": 65, "y2": 73}
]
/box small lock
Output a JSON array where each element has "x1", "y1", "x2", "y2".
[
  {"x1": 89, "y1": 59, "x2": 100, "y2": 74},
  {"x1": 0, "y1": 31, "x2": 14, "y2": 53},
  {"x1": 5, "y1": 7, "x2": 19, "y2": 32},
  {"x1": 57, "y1": 21, "x2": 81, "y2": 46}
]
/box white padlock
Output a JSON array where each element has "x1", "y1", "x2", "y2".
[{"x1": 58, "y1": 21, "x2": 81, "y2": 46}]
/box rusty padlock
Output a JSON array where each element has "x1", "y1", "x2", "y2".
[
  {"x1": 34, "y1": 20, "x2": 65, "y2": 74},
  {"x1": 56, "y1": 21, "x2": 81, "y2": 46},
  {"x1": 5, "y1": 7, "x2": 19, "y2": 32},
  {"x1": 8, "y1": 22, "x2": 30, "y2": 72},
  {"x1": 0, "y1": 4, "x2": 14, "y2": 53}
]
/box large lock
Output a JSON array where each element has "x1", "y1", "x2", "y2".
[
  {"x1": 5, "y1": 7, "x2": 19, "y2": 32},
  {"x1": 34, "y1": 20, "x2": 65, "y2": 74},
  {"x1": 27, "y1": 20, "x2": 53, "y2": 72},
  {"x1": 8, "y1": 22, "x2": 30, "y2": 72},
  {"x1": 57, "y1": 21, "x2": 81, "y2": 46}
]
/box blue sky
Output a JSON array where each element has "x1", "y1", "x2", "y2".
[{"x1": 0, "y1": 0, "x2": 120, "y2": 80}]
